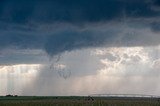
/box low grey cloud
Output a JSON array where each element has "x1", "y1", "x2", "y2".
[
  {"x1": 0, "y1": 21, "x2": 160, "y2": 62},
  {"x1": 0, "y1": 0, "x2": 160, "y2": 58}
]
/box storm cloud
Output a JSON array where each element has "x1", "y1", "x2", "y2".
[
  {"x1": 0, "y1": 0, "x2": 160, "y2": 57},
  {"x1": 1, "y1": 0, "x2": 160, "y2": 96},
  {"x1": 0, "y1": 0, "x2": 158, "y2": 24}
]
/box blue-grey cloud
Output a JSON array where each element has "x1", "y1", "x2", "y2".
[
  {"x1": 44, "y1": 30, "x2": 117, "y2": 56},
  {"x1": 0, "y1": 0, "x2": 160, "y2": 57},
  {"x1": 0, "y1": 28, "x2": 117, "y2": 56},
  {"x1": 0, "y1": 0, "x2": 159, "y2": 24}
]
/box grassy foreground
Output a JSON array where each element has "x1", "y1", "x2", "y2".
[{"x1": 0, "y1": 96, "x2": 160, "y2": 106}]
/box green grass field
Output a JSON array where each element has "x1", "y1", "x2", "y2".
[{"x1": 0, "y1": 96, "x2": 160, "y2": 106}]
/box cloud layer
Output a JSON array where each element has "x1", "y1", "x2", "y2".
[
  {"x1": 0, "y1": 0, "x2": 158, "y2": 24},
  {"x1": 0, "y1": 0, "x2": 160, "y2": 57}
]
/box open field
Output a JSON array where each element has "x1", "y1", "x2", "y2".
[{"x1": 0, "y1": 96, "x2": 160, "y2": 106}]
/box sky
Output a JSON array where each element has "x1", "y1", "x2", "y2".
[{"x1": 1, "y1": 0, "x2": 160, "y2": 96}]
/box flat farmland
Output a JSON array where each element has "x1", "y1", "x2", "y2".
[{"x1": 0, "y1": 96, "x2": 160, "y2": 106}]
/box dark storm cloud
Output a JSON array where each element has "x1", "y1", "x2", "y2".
[
  {"x1": 0, "y1": 0, "x2": 159, "y2": 24},
  {"x1": 0, "y1": 28, "x2": 117, "y2": 56},
  {"x1": 151, "y1": 22, "x2": 160, "y2": 32},
  {"x1": 44, "y1": 30, "x2": 117, "y2": 56},
  {"x1": 0, "y1": 0, "x2": 160, "y2": 56}
]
